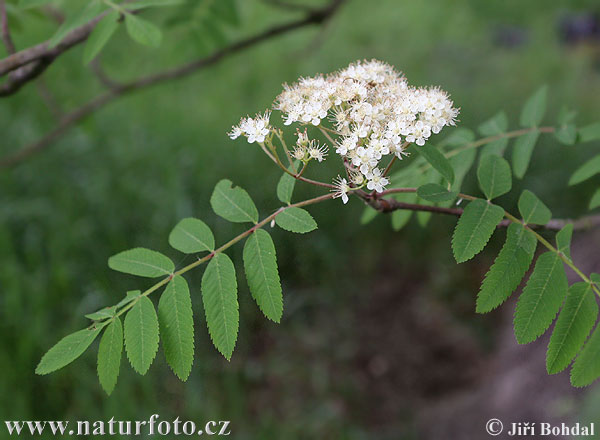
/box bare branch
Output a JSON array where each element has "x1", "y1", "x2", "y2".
[
  {"x1": 0, "y1": 0, "x2": 16, "y2": 55},
  {"x1": 0, "y1": 0, "x2": 346, "y2": 168}
]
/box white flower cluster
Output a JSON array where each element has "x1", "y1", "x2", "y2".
[
  {"x1": 274, "y1": 59, "x2": 459, "y2": 194},
  {"x1": 228, "y1": 59, "x2": 459, "y2": 202},
  {"x1": 228, "y1": 111, "x2": 271, "y2": 144}
]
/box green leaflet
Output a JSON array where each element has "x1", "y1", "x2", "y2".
[
  {"x1": 83, "y1": 11, "x2": 119, "y2": 64},
  {"x1": 449, "y1": 148, "x2": 476, "y2": 192},
  {"x1": 518, "y1": 190, "x2": 552, "y2": 225},
  {"x1": 556, "y1": 224, "x2": 573, "y2": 260},
  {"x1": 125, "y1": 14, "x2": 162, "y2": 47},
  {"x1": 48, "y1": 1, "x2": 104, "y2": 48},
  {"x1": 443, "y1": 128, "x2": 475, "y2": 147},
  {"x1": 589, "y1": 188, "x2": 600, "y2": 210},
  {"x1": 478, "y1": 111, "x2": 508, "y2": 137},
  {"x1": 201, "y1": 253, "x2": 239, "y2": 360},
  {"x1": 169, "y1": 218, "x2": 215, "y2": 254},
  {"x1": 568, "y1": 154, "x2": 600, "y2": 186},
  {"x1": 578, "y1": 122, "x2": 600, "y2": 143},
  {"x1": 128, "y1": 0, "x2": 185, "y2": 9},
  {"x1": 477, "y1": 155, "x2": 512, "y2": 200},
  {"x1": 476, "y1": 223, "x2": 536, "y2": 313},
  {"x1": 275, "y1": 207, "x2": 317, "y2": 233},
  {"x1": 97, "y1": 317, "x2": 123, "y2": 395},
  {"x1": 554, "y1": 124, "x2": 577, "y2": 146},
  {"x1": 417, "y1": 183, "x2": 457, "y2": 202},
  {"x1": 571, "y1": 324, "x2": 600, "y2": 387},
  {"x1": 478, "y1": 112, "x2": 509, "y2": 157},
  {"x1": 276, "y1": 161, "x2": 299, "y2": 204},
  {"x1": 547, "y1": 283, "x2": 598, "y2": 375},
  {"x1": 243, "y1": 229, "x2": 283, "y2": 323},
  {"x1": 452, "y1": 199, "x2": 505, "y2": 263},
  {"x1": 415, "y1": 144, "x2": 454, "y2": 184},
  {"x1": 116, "y1": 290, "x2": 141, "y2": 308},
  {"x1": 124, "y1": 296, "x2": 159, "y2": 375},
  {"x1": 18, "y1": 0, "x2": 53, "y2": 7},
  {"x1": 108, "y1": 248, "x2": 174, "y2": 278},
  {"x1": 210, "y1": 179, "x2": 258, "y2": 224},
  {"x1": 511, "y1": 131, "x2": 540, "y2": 179},
  {"x1": 36, "y1": 327, "x2": 102, "y2": 375},
  {"x1": 520, "y1": 85, "x2": 548, "y2": 127},
  {"x1": 514, "y1": 252, "x2": 568, "y2": 344},
  {"x1": 85, "y1": 307, "x2": 116, "y2": 321},
  {"x1": 158, "y1": 276, "x2": 194, "y2": 381},
  {"x1": 360, "y1": 206, "x2": 379, "y2": 225}
]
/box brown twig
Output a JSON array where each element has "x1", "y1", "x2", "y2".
[
  {"x1": 0, "y1": 0, "x2": 346, "y2": 168},
  {"x1": 361, "y1": 190, "x2": 600, "y2": 232},
  {"x1": 0, "y1": 0, "x2": 15, "y2": 55}
]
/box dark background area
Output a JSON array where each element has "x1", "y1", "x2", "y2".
[{"x1": 1, "y1": 0, "x2": 600, "y2": 438}]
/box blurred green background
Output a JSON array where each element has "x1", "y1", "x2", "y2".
[{"x1": 1, "y1": 0, "x2": 600, "y2": 438}]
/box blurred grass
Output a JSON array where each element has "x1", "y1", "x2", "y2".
[{"x1": 1, "y1": 0, "x2": 600, "y2": 438}]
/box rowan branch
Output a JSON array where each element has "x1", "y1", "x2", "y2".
[
  {"x1": 360, "y1": 190, "x2": 600, "y2": 232},
  {"x1": 0, "y1": 0, "x2": 345, "y2": 169}
]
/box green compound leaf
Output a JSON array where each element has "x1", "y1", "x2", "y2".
[
  {"x1": 589, "y1": 188, "x2": 600, "y2": 210},
  {"x1": 36, "y1": 327, "x2": 102, "y2": 375},
  {"x1": 520, "y1": 85, "x2": 548, "y2": 127},
  {"x1": 48, "y1": 1, "x2": 104, "y2": 48},
  {"x1": 82, "y1": 11, "x2": 119, "y2": 65},
  {"x1": 452, "y1": 199, "x2": 505, "y2": 263},
  {"x1": 158, "y1": 276, "x2": 194, "y2": 381},
  {"x1": 108, "y1": 248, "x2": 174, "y2": 278},
  {"x1": 578, "y1": 122, "x2": 600, "y2": 143},
  {"x1": 125, "y1": 14, "x2": 162, "y2": 47},
  {"x1": 511, "y1": 131, "x2": 540, "y2": 179},
  {"x1": 275, "y1": 207, "x2": 317, "y2": 234},
  {"x1": 556, "y1": 223, "x2": 573, "y2": 260},
  {"x1": 547, "y1": 283, "x2": 598, "y2": 375},
  {"x1": 571, "y1": 324, "x2": 600, "y2": 387},
  {"x1": 201, "y1": 253, "x2": 239, "y2": 360},
  {"x1": 568, "y1": 154, "x2": 600, "y2": 186},
  {"x1": 116, "y1": 290, "x2": 141, "y2": 308},
  {"x1": 476, "y1": 223, "x2": 536, "y2": 313},
  {"x1": 416, "y1": 144, "x2": 454, "y2": 185},
  {"x1": 124, "y1": 296, "x2": 159, "y2": 375},
  {"x1": 477, "y1": 155, "x2": 512, "y2": 200},
  {"x1": 276, "y1": 161, "x2": 299, "y2": 204},
  {"x1": 169, "y1": 218, "x2": 215, "y2": 254},
  {"x1": 210, "y1": 179, "x2": 259, "y2": 224},
  {"x1": 417, "y1": 183, "x2": 457, "y2": 202},
  {"x1": 243, "y1": 229, "x2": 283, "y2": 323},
  {"x1": 518, "y1": 190, "x2": 552, "y2": 225},
  {"x1": 97, "y1": 317, "x2": 123, "y2": 395},
  {"x1": 514, "y1": 252, "x2": 568, "y2": 344}
]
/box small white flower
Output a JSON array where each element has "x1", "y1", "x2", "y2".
[
  {"x1": 307, "y1": 141, "x2": 328, "y2": 162},
  {"x1": 366, "y1": 168, "x2": 389, "y2": 193},
  {"x1": 331, "y1": 176, "x2": 350, "y2": 204},
  {"x1": 292, "y1": 145, "x2": 307, "y2": 161},
  {"x1": 228, "y1": 111, "x2": 271, "y2": 144}
]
